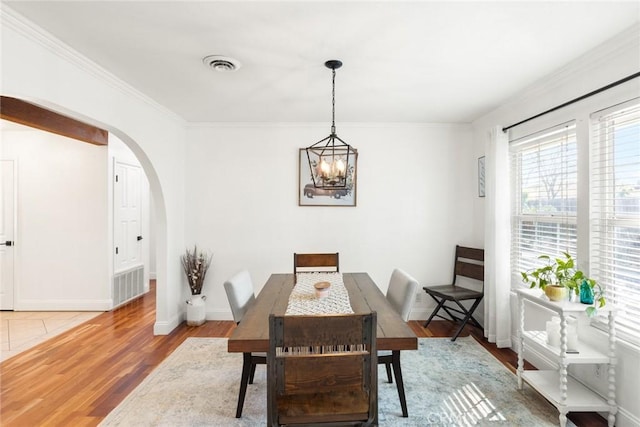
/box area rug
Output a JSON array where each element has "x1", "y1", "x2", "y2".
[{"x1": 100, "y1": 337, "x2": 565, "y2": 426}]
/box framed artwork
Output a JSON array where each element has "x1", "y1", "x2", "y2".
[
  {"x1": 478, "y1": 156, "x2": 486, "y2": 197},
  {"x1": 298, "y1": 148, "x2": 357, "y2": 207}
]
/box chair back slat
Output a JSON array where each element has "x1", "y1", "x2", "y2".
[
  {"x1": 453, "y1": 245, "x2": 485, "y2": 284},
  {"x1": 457, "y1": 246, "x2": 484, "y2": 262},
  {"x1": 276, "y1": 314, "x2": 370, "y2": 348},
  {"x1": 455, "y1": 261, "x2": 484, "y2": 281},
  {"x1": 293, "y1": 252, "x2": 339, "y2": 275},
  {"x1": 280, "y1": 354, "x2": 365, "y2": 395}
]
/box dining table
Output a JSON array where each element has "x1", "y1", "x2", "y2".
[
  {"x1": 228, "y1": 272, "x2": 418, "y2": 353},
  {"x1": 227, "y1": 272, "x2": 418, "y2": 420}
]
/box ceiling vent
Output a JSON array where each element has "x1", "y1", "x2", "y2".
[{"x1": 202, "y1": 55, "x2": 241, "y2": 72}]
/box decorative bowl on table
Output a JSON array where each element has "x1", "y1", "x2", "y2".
[{"x1": 314, "y1": 281, "x2": 331, "y2": 299}]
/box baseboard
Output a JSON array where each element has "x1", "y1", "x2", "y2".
[
  {"x1": 15, "y1": 298, "x2": 112, "y2": 311},
  {"x1": 409, "y1": 307, "x2": 441, "y2": 321},
  {"x1": 149, "y1": 272, "x2": 157, "y2": 280},
  {"x1": 617, "y1": 406, "x2": 640, "y2": 427},
  {"x1": 153, "y1": 312, "x2": 181, "y2": 335},
  {"x1": 206, "y1": 310, "x2": 234, "y2": 321}
]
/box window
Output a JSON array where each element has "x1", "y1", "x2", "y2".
[
  {"x1": 591, "y1": 100, "x2": 640, "y2": 343},
  {"x1": 510, "y1": 123, "x2": 578, "y2": 284}
]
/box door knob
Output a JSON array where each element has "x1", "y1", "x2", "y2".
[
  {"x1": 137, "y1": 236, "x2": 143, "y2": 241},
  {"x1": 1, "y1": 241, "x2": 13, "y2": 246}
]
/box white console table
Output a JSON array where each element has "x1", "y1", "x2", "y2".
[{"x1": 516, "y1": 288, "x2": 617, "y2": 427}]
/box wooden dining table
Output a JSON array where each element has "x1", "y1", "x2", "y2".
[
  {"x1": 228, "y1": 272, "x2": 418, "y2": 419},
  {"x1": 228, "y1": 272, "x2": 418, "y2": 353}
]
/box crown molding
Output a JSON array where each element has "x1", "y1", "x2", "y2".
[
  {"x1": 1, "y1": 5, "x2": 185, "y2": 125},
  {"x1": 185, "y1": 121, "x2": 471, "y2": 130},
  {"x1": 518, "y1": 23, "x2": 639, "y2": 98},
  {"x1": 474, "y1": 23, "x2": 640, "y2": 126}
]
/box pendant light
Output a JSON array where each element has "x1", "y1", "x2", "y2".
[{"x1": 306, "y1": 60, "x2": 357, "y2": 189}]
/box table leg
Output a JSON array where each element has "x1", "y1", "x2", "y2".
[
  {"x1": 235, "y1": 352, "x2": 252, "y2": 418},
  {"x1": 392, "y1": 350, "x2": 408, "y2": 417}
]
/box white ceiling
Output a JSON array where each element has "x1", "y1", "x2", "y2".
[{"x1": 3, "y1": 1, "x2": 639, "y2": 123}]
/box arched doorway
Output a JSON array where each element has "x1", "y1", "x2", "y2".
[{"x1": 0, "y1": 97, "x2": 169, "y2": 331}]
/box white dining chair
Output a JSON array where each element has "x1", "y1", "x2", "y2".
[
  {"x1": 223, "y1": 270, "x2": 266, "y2": 418},
  {"x1": 379, "y1": 268, "x2": 418, "y2": 417}
]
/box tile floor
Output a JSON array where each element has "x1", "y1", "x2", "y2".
[{"x1": 0, "y1": 311, "x2": 102, "y2": 362}]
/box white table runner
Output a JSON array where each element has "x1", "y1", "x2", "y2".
[{"x1": 286, "y1": 272, "x2": 354, "y2": 315}]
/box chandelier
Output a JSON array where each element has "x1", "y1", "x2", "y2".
[{"x1": 306, "y1": 60, "x2": 357, "y2": 189}]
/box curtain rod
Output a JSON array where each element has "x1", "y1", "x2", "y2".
[{"x1": 502, "y1": 71, "x2": 640, "y2": 132}]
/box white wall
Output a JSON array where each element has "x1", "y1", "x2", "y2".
[
  {"x1": 473, "y1": 24, "x2": 640, "y2": 427},
  {"x1": 185, "y1": 123, "x2": 475, "y2": 319},
  {"x1": 2, "y1": 125, "x2": 110, "y2": 309},
  {"x1": 1, "y1": 7, "x2": 186, "y2": 333}
]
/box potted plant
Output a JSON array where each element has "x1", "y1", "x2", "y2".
[
  {"x1": 520, "y1": 252, "x2": 605, "y2": 317},
  {"x1": 181, "y1": 245, "x2": 212, "y2": 326}
]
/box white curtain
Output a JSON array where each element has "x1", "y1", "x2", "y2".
[{"x1": 484, "y1": 125, "x2": 512, "y2": 348}]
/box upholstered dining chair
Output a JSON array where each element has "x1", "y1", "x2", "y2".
[
  {"x1": 223, "y1": 270, "x2": 267, "y2": 418},
  {"x1": 293, "y1": 252, "x2": 339, "y2": 282},
  {"x1": 379, "y1": 268, "x2": 419, "y2": 418}
]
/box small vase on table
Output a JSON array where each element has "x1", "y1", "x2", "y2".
[{"x1": 579, "y1": 279, "x2": 594, "y2": 304}]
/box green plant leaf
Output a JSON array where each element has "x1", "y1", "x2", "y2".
[{"x1": 586, "y1": 306, "x2": 597, "y2": 317}]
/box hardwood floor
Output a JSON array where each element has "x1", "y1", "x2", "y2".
[{"x1": 0, "y1": 282, "x2": 606, "y2": 426}]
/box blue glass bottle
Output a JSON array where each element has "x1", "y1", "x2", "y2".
[{"x1": 579, "y1": 279, "x2": 594, "y2": 304}]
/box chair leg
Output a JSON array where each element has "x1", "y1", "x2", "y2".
[
  {"x1": 391, "y1": 350, "x2": 408, "y2": 417},
  {"x1": 236, "y1": 352, "x2": 252, "y2": 418},
  {"x1": 423, "y1": 298, "x2": 446, "y2": 328},
  {"x1": 450, "y1": 298, "x2": 484, "y2": 341},
  {"x1": 385, "y1": 361, "x2": 393, "y2": 383},
  {"x1": 249, "y1": 360, "x2": 257, "y2": 384}
]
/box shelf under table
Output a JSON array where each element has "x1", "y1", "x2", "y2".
[
  {"x1": 523, "y1": 330, "x2": 610, "y2": 363},
  {"x1": 521, "y1": 370, "x2": 611, "y2": 412}
]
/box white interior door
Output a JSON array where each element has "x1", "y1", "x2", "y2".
[
  {"x1": 114, "y1": 162, "x2": 143, "y2": 272},
  {"x1": 0, "y1": 160, "x2": 16, "y2": 310}
]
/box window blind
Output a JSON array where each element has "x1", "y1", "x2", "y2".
[
  {"x1": 510, "y1": 122, "x2": 578, "y2": 285},
  {"x1": 591, "y1": 99, "x2": 640, "y2": 343}
]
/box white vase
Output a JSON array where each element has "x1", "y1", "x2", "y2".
[{"x1": 186, "y1": 294, "x2": 206, "y2": 326}]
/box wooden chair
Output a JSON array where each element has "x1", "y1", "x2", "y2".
[
  {"x1": 223, "y1": 270, "x2": 267, "y2": 418},
  {"x1": 422, "y1": 245, "x2": 485, "y2": 341},
  {"x1": 293, "y1": 253, "x2": 339, "y2": 282},
  {"x1": 267, "y1": 313, "x2": 377, "y2": 427},
  {"x1": 379, "y1": 268, "x2": 418, "y2": 417}
]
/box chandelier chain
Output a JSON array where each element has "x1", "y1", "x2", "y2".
[{"x1": 331, "y1": 69, "x2": 336, "y2": 134}]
